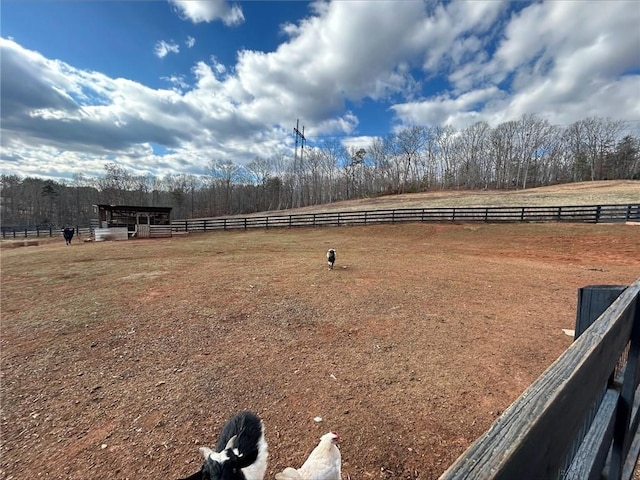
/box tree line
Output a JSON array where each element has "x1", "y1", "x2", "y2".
[{"x1": 1, "y1": 114, "x2": 638, "y2": 229}]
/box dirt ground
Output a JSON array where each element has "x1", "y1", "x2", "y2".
[{"x1": 1, "y1": 221, "x2": 639, "y2": 480}]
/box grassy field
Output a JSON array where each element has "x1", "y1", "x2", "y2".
[{"x1": 224, "y1": 180, "x2": 640, "y2": 219}]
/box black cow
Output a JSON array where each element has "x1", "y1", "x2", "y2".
[{"x1": 63, "y1": 227, "x2": 74, "y2": 245}]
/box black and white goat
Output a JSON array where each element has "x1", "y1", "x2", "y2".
[
  {"x1": 327, "y1": 249, "x2": 336, "y2": 270},
  {"x1": 63, "y1": 227, "x2": 74, "y2": 245},
  {"x1": 178, "y1": 411, "x2": 268, "y2": 480}
]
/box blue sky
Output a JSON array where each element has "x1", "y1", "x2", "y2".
[{"x1": 1, "y1": 0, "x2": 639, "y2": 182}]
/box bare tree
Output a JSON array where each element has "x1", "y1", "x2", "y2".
[
  {"x1": 607, "y1": 135, "x2": 640, "y2": 179},
  {"x1": 564, "y1": 120, "x2": 588, "y2": 182},
  {"x1": 433, "y1": 125, "x2": 458, "y2": 189},
  {"x1": 367, "y1": 137, "x2": 391, "y2": 193},
  {"x1": 246, "y1": 156, "x2": 272, "y2": 212},
  {"x1": 421, "y1": 126, "x2": 440, "y2": 189},
  {"x1": 267, "y1": 152, "x2": 293, "y2": 210},
  {"x1": 301, "y1": 148, "x2": 326, "y2": 205},
  {"x1": 344, "y1": 146, "x2": 367, "y2": 199},
  {"x1": 535, "y1": 125, "x2": 567, "y2": 186},
  {"x1": 490, "y1": 120, "x2": 518, "y2": 189},
  {"x1": 563, "y1": 117, "x2": 623, "y2": 182},
  {"x1": 207, "y1": 159, "x2": 240, "y2": 215},
  {"x1": 318, "y1": 139, "x2": 345, "y2": 202},
  {"x1": 387, "y1": 126, "x2": 426, "y2": 192},
  {"x1": 456, "y1": 121, "x2": 491, "y2": 188},
  {"x1": 97, "y1": 163, "x2": 134, "y2": 204}
]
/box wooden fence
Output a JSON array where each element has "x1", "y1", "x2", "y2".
[
  {"x1": 171, "y1": 203, "x2": 640, "y2": 234},
  {"x1": 0, "y1": 226, "x2": 93, "y2": 240},
  {"x1": 1, "y1": 203, "x2": 639, "y2": 239},
  {"x1": 439, "y1": 279, "x2": 640, "y2": 480}
]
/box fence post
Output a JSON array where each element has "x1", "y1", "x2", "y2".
[
  {"x1": 609, "y1": 294, "x2": 640, "y2": 480},
  {"x1": 575, "y1": 285, "x2": 627, "y2": 339},
  {"x1": 595, "y1": 205, "x2": 602, "y2": 223}
]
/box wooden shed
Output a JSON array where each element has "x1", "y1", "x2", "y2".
[{"x1": 94, "y1": 205, "x2": 172, "y2": 240}]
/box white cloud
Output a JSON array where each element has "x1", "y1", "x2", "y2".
[
  {"x1": 169, "y1": 0, "x2": 244, "y2": 26},
  {"x1": 224, "y1": 0, "x2": 511, "y2": 135},
  {"x1": 410, "y1": 0, "x2": 506, "y2": 74},
  {"x1": 224, "y1": 1, "x2": 434, "y2": 135},
  {"x1": 185, "y1": 36, "x2": 196, "y2": 48},
  {"x1": 1, "y1": 0, "x2": 639, "y2": 182},
  {"x1": 154, "y1": 40, "x2": 180, "y2": 58},
  {"x1": 392, "y1": 86, "x2": 503, "y2": 130},
  {"x1": 0, "y1": 37, "x2": 294, "y2": 178},
  {"x1": 390, "y1": 1, "x2": 640, "y2": 130},
  {"x1": 342, "y1": 135, "x2": 380, "y2": 151},
  {"x1": 162, "y1": 74, "x2": 190, "y2": 92}
]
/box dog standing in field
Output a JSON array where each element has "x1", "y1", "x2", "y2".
[{"x1": 327, "y1": 248, "x2": 336, "y2": 270}]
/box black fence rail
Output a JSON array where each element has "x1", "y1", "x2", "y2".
[
  {"x1": 439, "y1": 279, "x2": 640, "y2": 480},
  {"x1": 0, "y1": 226, "x2": 93, "y2": 240},
  {"x1": 2, "y1": 204, "x2": 638, "y2": 239},
  {"x1": 172, "y1": 203, "x2": 640, "y2": 234}
]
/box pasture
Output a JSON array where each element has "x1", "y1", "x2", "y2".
[{"x1": 1, "y1": 220, "x2": 639, "y2": 479}]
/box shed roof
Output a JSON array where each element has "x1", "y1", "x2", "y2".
[{"x1": 94, "y1": 204, "x2": 172, "y2": 213}]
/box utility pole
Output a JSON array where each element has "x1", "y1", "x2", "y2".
[{"x1": 293, "y1": 119, "x2": 306, "y2": 208}]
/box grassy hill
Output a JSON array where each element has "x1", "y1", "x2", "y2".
[{"x1": 258, "y1": 180, "x2": 639, "y2": 216}]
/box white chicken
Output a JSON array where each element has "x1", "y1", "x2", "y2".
[{"x1": 275, "y1": 431, "x2": 342, "y2": 480}]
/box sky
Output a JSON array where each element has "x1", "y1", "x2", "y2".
[{"x1": 1, "y1": 0, "x2": 639, "y2": 183}]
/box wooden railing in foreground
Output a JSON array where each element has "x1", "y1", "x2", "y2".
[
  {"x1": 171, "y1": 203, "x2": 640, "y2": 233},
  {"x1": 439, "y1": 279, "x2": 640, "y2": 480}
]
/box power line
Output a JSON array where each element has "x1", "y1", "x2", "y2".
[
  {"x1": 293, "y1": 119, "x2": 306, "y2": 162},
  {"x1": 293, "y1": 119, "x2": 306, "y2": 208}
]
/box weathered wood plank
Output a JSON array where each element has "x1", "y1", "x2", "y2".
[
  {"x1": 609, "y1": 293, "x2": 640, "y2": 479},
  {"x1": 575, "y1": 286, "x2": 627, "y2": 338},
  {"x1": 621, "y1": 385, "x2": 640, "y2": 479},
  {"x1": 564, "y1": 389, "x2": 619, "y2": 480},
  {"x1": 438, "y1": 279, "x2": 640, "y2": 480},
  {"x1": 148, "y1": 225, "x2": 172, "y2": 238}
]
